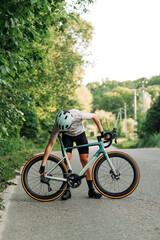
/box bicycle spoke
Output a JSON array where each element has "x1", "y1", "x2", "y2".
[
  {"x1": 95, "y1": 154, "x2": 135, "y2": 195},
  {"x1": 23, "y1": 157, "x2": 67, "y2": 199}
]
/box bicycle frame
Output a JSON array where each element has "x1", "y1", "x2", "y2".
[{"x1": 45, "y1": 137, "x2": 117, "y2": 182}]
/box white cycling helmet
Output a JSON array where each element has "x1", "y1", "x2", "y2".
[{"x1": 56, "y1": 110, "x2": 74, "y2": 131}]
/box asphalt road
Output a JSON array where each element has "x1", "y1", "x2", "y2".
[{"x1": 0, "y1": 146, "x2": 160, "y2": 240}]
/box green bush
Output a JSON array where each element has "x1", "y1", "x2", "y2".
[
  {"x1": 136, "y1": 96, "x2": 160, "y2": 139},
  {"x1": 144, "y1": 96, "x2": 160, "y2": 134},
  {"x1": 0, "y1": 149, "x2": 38, "y2": 192},
  {"x1": 114, "y1": 138, "x2": 139, "y2": 149},
  {"x1": 0, "y1": 136, "x2": 61, "y2": 193},
  {"x1": 0, "y1": 136, "x2": 35, "y2": 156},
  {"x1": 20, "y1": 109, "x2": 40, "y2": 139},
  {"x1": 138, "y1": 133, "x2": 160, "y2": 148},
  {"x1": 136, "y1": 113, "x2": 146, "y2": 139}
]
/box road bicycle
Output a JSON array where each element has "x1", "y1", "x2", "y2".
[{"x1": 21, "y1": 128, "x2": 140, "y2": 202}]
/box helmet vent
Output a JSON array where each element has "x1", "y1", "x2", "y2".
[{"x1": 56, "y1": 110, "x2": 73, "y2": 131}]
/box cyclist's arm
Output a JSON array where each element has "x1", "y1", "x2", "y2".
[
  {"x1": 41, "y1": 137, "x2": 56, "y2": 166},
  {"x1": 41, "y1": 124, "x2": 59, "y2": 166},
  {"x1": 92, "y1": 114, "x2": 103, "y2": 133}
]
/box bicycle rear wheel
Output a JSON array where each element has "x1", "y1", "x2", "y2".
[
  {"x1": 92, "y1": 151, "x2": 140, "y2": 199},
  {"x1": 21, "y1": 154, "x2": 68, "y2": 201}
]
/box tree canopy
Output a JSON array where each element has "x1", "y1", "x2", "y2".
[{"x1": 0, "y1": 0, "x2": 94, "y2": 138}]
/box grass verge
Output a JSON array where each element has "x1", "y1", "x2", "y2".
[
  {"x1": 0, "y1": 142, "x2": 61, "y2": 192},
  {"x1": 114, "y1": 133, "x2": 160, "y2": 149},
  {"x1": 113, "y1": 138, "x2": 139, "y2": 149},
  {"x1": 0, "y1": 149, "x2": 41, "y2": 194}
]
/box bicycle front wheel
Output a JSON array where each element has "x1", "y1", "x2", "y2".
[
  {"x1": 92, "y1": 151, "x2": 140, "y2": 199},
  {"x1": 21, "y1": 154, "x2": 68, "y2": 201}
]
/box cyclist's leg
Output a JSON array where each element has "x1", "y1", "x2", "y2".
[
  {"x1": 61, "y1": 134, "x2": 73, "y2": 200},
  {"x1": 79, "y1": 153, "x2": 92, "y2": 180},
  {"x1": 75, "y1": 132, "x2": 102, "y2": 198},
  {"x1": 75, "y1": 132, "x2": 91, "y2": 179},
  {"x1": 62, "y1": 133, "x2": 73, "y2": 167}
]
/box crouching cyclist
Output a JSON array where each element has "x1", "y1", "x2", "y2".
[{"x1": 39, "y1": 109, "x2": 107, "y2": 200}]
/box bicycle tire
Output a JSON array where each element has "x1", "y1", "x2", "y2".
[
  {"x1": 21, "y1": 154, "x2": 68, "y2": 202},
  {"x1": 92, "y1": 151, "x2": 140, "y2": 199}
]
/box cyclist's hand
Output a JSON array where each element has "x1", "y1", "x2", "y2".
[
  {"x1": 101, "y1": 131, "x2": 109, "y2": 139},
  {"x1": 39, "y1": 165, "x2": 45, "y2": 175}
]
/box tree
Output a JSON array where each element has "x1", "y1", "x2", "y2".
[
  {"x1": 146, "y1": 85, "x2": 160, "y2": 100},
  {"x1": 75, "y1": 85, "x2": 93, "y2": 112},
  {"x1": 100, "y1": 87, "x2": 133, "y2": 116},
  {"x1": 121, "y1": 118, "x2": 134, "y2": 136},
  {"x1": 33, "y1": 15, "x2": 93, "y2": 130},
  {"x1": 144, "y1": 96, "x2": 160, "y2": 134},
  {"x1": 95, "y1": 110, "x2": 116, "y2": 131},
  {"x1": 0, "y1": 0, "x2": 66, "y2": 136},
  {"x1": 0, "y1": 0, "x2": 94, "y2": 137},
  {"x1": 20, "y1": 108, "x2": 39, "y2": 139}
]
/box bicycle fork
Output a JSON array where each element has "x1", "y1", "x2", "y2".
[{"x1": 100, "y1": 142, "x2": 117, "y2": 176}]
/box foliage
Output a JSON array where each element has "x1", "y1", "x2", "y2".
[
  {"x1": 0, "y1": 135, "x2": 61, "y2": 193},
  {"x1": 136, "y1": 113, "x2": 146, "y2": 139},
  {"x1": 147, "y1": 75, "x2": 160, "y2": 86},
  {"x1": 20, "y1": 108, "x2": 40, "y2": 139},
  {"x1": 114, "y1": 138, "x2": 139, "y2": 149},
  {"x1": 0, "y1": 136, "x2": 34, "y2": 156},
  {"x1": 147, "y1": 85, "x2": 160, "y2": 100},
  {"x1": 137, "y1": 132, "x2": 160, "y2": 148},
  {"x1": 0, "y1": 148, "x2": 39, "y2": 192},
  {"x1": 136, "y1": 96, "x2": 160, "y2": 139},
  {"x1": 95, "y1": 110, "x2": 116, "y2": 131},
  {"x1": 0, "y1": 0, "x2": 60, "y2": 136},
  {"x1": 75, "y1": 85, "x2": 93, "y2": 112},
  {"x1": 144, "y1": 96, "x2": 160, "y2": 134},
  {"x1": 121, "y1": 118, "x2": 134, "y2": 136},
  {"x1": 33, "y1": 15, "x2": 93, "y2": 131},
  {"x1": 0, "y1": 0, "x2": 94, "y2": 139},
  {"x1": 100, "y1": 87, "x2": 134, "y2": 116},
  {"x1": 87, "y1": 75, "x2": 160, "y2": 115}
]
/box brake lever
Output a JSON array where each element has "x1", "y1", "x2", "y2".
[{"x1": 114, "y1": 131, "x2": 118, "y2": 144}]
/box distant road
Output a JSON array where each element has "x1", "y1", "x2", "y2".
[{"x1": 0, "y1": 146, "x2": 160, "y2": 240}]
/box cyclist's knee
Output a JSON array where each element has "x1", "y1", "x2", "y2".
[{"x1": 80, "y1": 154, "x2": 88, "y2": 166}]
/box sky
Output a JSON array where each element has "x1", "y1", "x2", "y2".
[{"x1": 81, "y1": 0, "x2": 160, "y2": 85}]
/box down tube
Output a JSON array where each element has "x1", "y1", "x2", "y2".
[{"x1": 78, "y1": 152, "x2": 100, "y2": 176}]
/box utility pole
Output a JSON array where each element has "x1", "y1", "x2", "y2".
[
  {"x1": 142, "y1": 81, "x2": 146, "y2": 113},
  {"x1": 134, "y1": 89, "x2": 137, "y2": 138},
  {"x1": 120, "y1": 108, "x2": 122, "y2": 126},
  {"x1": 124, "y1": 103, "x2": 128, "y2": 138},
  {"x1": 115, "y1": 111, "x2": 120, "y2": 127}
]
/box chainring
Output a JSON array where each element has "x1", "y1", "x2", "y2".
[{"x1": 67, "y1": 173, "x2": 82, "y2": 188}]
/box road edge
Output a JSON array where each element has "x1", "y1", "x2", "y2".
[{"x1": 0, "y1": 173, "x2": 20, "y2": 240}]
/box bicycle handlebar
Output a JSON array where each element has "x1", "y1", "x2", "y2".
[{"x1": 97, "y1": 128, "x2": 118, "y2": 148}]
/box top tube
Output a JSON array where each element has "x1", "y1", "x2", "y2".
[
  {"x1": 58, "y1": 133, "x2": 103, "y2": 151},
  {"x1": 63, "y1": 141, "x2": 103, "y2": 152}
]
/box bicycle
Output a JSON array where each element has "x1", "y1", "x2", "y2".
[{"x1": 21, "y1": 128, "x2": 140, "y2": 201}]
